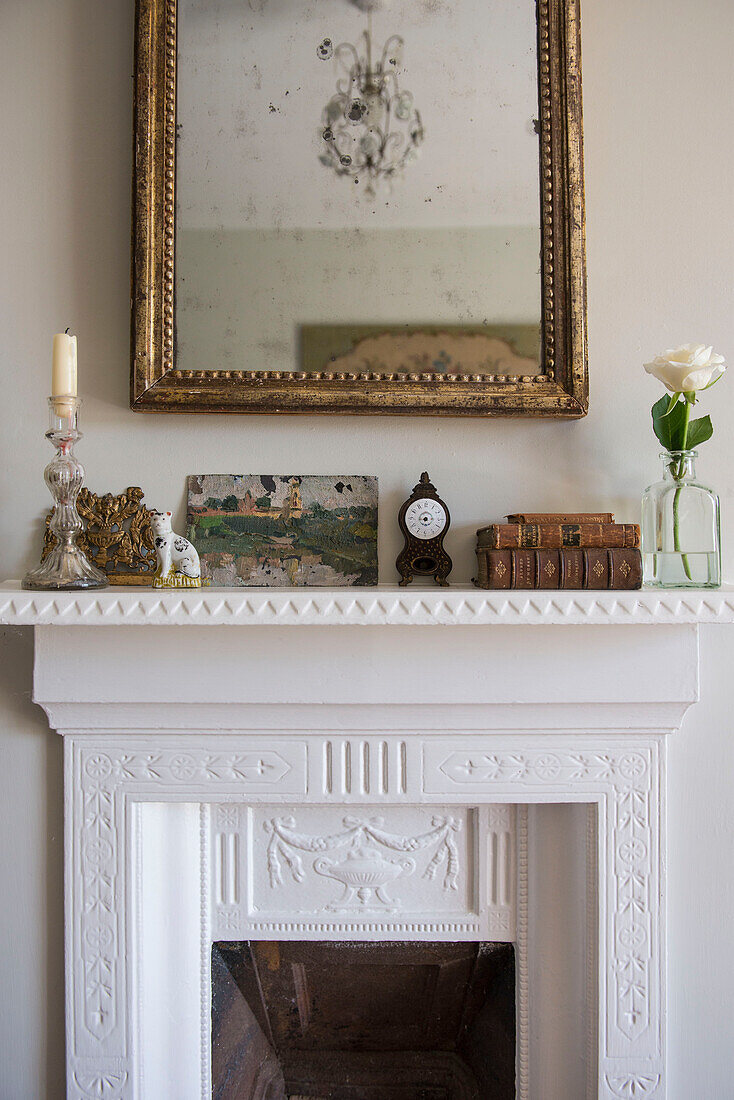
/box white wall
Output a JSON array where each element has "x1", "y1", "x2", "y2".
[{"x1": 1, "y1": 1, "x2": 734, "y2": 1097}]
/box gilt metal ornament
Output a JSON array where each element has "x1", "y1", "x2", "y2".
[{"x1": 42, "y1": 486, "x2": 157, "y2": 585}]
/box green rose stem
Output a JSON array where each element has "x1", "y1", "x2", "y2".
[{"x1": 672, "y1": 397, "x2": 693, "y2": 581}]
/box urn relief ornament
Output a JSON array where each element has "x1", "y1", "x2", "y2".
[
  {"x1": 642, "y1": 343, "x2": 725, "y2": 588},
  {"x1": 264, "y1": 813, "x2": 461, "y2": 914}
]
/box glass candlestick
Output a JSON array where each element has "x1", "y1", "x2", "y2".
[{"x1": 22, "y1": 396, "x2": 108, "y2": 590}]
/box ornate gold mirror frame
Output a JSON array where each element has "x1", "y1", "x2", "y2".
[{"x1": 131, "y1": 0, "x2": 586, "y2": 417}]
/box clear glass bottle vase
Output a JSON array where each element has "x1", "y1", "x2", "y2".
[{"x1": 641, "y1": 449, "x2": 720, "y2": 588}]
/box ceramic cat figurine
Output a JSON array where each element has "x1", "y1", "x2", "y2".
[{"x1": 149, "y1": 510, "x2": 201, "y2": 588}]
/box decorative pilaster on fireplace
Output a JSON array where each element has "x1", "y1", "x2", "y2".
[{"x1": 70, "y1": 745, "x2": 127, "y2": 1100}]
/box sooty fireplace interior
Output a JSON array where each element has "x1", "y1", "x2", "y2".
[{"x1": 212, "y1": 941, "x2": 515, "y2": 1099}]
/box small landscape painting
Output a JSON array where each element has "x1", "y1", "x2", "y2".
[{"x1": 187, "y1": 475, "x2": 378, "y2": 586}]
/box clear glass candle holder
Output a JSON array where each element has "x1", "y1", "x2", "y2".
[{"x1": 22, "y1": 396, "x2": 108, "y2": 591}]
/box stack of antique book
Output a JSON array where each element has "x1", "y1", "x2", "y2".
[{"x1": 474, "y1": 512, "x2": 642, "y2": 590}]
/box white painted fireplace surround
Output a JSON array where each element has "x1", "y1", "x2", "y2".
[{"x1": 3, "y1": 582, "x2": 734, "y2": 1100}]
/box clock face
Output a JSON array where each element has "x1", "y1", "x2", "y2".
[{"x1": 405, "y1": 497, "x2": 447, "y2": 540}]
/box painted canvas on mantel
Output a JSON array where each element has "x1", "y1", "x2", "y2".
[{"x1": 187, "y1": 475, "x2": 378, "y2": 587}]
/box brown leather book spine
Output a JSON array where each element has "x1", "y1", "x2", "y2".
[
  {"x1": 512, "y1": 549, "x2": 536, "y2": 588},
  {"x1": 559, "y1": 548, "x2": 584, "y2": 588},
  {"x1": 607, "y1": 548, "x2": 643, "y2": 590},
  {"x1": 583, "y1": 548, "x2": 609, "y2": 588},
  {"x1": 536, "y1": 549, "x2": 561, "y2": 588},
  {"x1": 506, "y1": 512, "x2": 615, "y2": 524},
  {"x1": 474, "y1": 549, "x2": 488, "y2": 588},
  {"x1": 478, "y1": 523, "x2": 640, "y2": 550},
  {"x1": 474, "y1": 549, "x2": 514, "y2": 589}
]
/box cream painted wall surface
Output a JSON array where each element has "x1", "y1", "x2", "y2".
[{"x1": 1, "y1": 1, "x2": 734, "y2": 1097}]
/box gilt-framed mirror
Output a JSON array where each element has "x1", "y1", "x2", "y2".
[{"x1": 131, "y1": 0, "x2": 586, "y2": 417}]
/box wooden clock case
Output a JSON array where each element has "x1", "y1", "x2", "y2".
[{"x1": 396, "y1": 472, "x2": 453, "y2": 587}]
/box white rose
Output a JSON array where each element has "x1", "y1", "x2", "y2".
[{"x1": 644, "y1": 343, "x2": 726, "y2": 393}]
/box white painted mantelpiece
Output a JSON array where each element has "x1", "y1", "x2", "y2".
[
  {"x1": 3, "y1": 582, "x2": 733, "y2": 1100},
  {"x1": 3, "y1": 583, "x2": 734, "y2": 627}
]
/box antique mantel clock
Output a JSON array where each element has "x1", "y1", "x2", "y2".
[{"x1": 396, "y1": 472, "x2": 452, "y2": 587}]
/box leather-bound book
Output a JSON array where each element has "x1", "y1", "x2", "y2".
[
  {"x1": 477, "y1": 522, "x2": 640, "y2": 550},
  {"x1": 559, "y1": 548, "x2": 584, "y2": 588},
  {"x1": 536, "y1": 548, "x2": 561, "y2": 588},
  {"x1": 513, "y1": 549, "x2": 536, "y2": 588},
  {"x1": 583, "y1": 548, "x2": 609, "y2": 587},
  {"x1": 474, "y1": 548, "x2": 642, "y2": 590},
  {"x1": 606, "y1": 548, "x2": 643, "y2": 590},
  {"x1": 506, "y1": 512, "x2": 615, "y2": 524},
  {"x1": 478, "y1": 548, "x2": 512, "y2": 588}
]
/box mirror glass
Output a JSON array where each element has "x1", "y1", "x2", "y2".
[{"x1": 175, "y1": 0, "x2": 541, "y2": 379}]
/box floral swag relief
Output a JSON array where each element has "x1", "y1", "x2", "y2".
[{"x1": 264, "y1": 814, "x2": 462, "y2": 912}]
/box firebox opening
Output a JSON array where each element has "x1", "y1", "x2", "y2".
[{"x1": 212, "y1": 940, "x2": 515, "y2": 1100}]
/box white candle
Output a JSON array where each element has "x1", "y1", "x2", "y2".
[{"x1": 52, "y1": 332, "x2": 77, "y2": 396}]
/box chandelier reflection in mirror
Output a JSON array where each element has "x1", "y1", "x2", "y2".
[{"x1": 316, "y1": 19, "x2": 424, "y2": 198}]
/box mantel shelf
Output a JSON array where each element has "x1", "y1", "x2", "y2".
[{"x1": 2, "y1": 579, "x2": 734, "y2": 627}]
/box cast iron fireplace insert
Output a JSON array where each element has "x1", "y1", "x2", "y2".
[{"x1": 212, "y1": 940, "x2": 515, "y2": 1099}]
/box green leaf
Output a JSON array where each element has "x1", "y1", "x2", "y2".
[
  {"x1": 652, "y1": 395, "x2": 688, "y2": 450},
  {"x1": 651, "y1": 394, "x2": 672, "y2": 422},
  {"x1": 685, "y1": 414, "x2": 714, "y2": 448},
  {"x1": 659, "y1": 392, "x2": 681, "y2": 417}
]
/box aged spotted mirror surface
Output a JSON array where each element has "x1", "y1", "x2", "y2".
[{"x1": 131, "y1": 0, "x2": 586, "y2": 416}]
